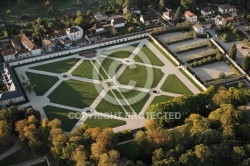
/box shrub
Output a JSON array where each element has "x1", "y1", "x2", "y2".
[
  {"x1": 198, "y1": 60, "x2": 202, "y2": 66},
  {"x1": 238, "y1": 81, "x2": 244, "y2": 88},
  {"x1": 202, "y1": 58, "x2": 207, "y2": 64},
  {"x1": 207, "y1": 56, "x2": 212, "y2": 62},
  {"x1": 192, "y1": 61, "x2": 197, "y2": 67},
  {"x1": 216, "y1": 53, "x2": 223, "y2": 60},
  {"x1": 218, "y1": 72, "x2": 225, "y2": 79}
]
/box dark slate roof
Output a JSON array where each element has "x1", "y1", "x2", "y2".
[
  {"x1": 2, "y1": 49, "x2": 15, "y2": 56},
  {"x1": 93, "y1": 22, "x2": 103, "y2": 29},
  {"x1": 202, "y1": 6, "x2": 215, "y2": 12},
  {"x1": 11, "y1": 38, "x2": 22, "y2": 50},
  {"x1": 219, "y1": 4, "x2": 233, "y2": 10},
  {"x1": 69, "y1": 27, "x2": 79, "y2": 33},
  {"x1": 61, "y1": 39, "x2": 72, "y2": 45},
  {"x1": 142, "y1": 14, "x2": 158, "y2": 21},
  {"x1": 0, "y1": 63, "x2": 24, "y2": 101},
  {"x1": 112, "y1": 17, "x2": 126, "y2": 24}
]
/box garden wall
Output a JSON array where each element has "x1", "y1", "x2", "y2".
[
  {"x1": 149, "y1": 34, "x2": 207, "y2": 91},
  {"x1": 210, "y1": 38, "x2": 250, "y2": 82},
  {"x1": 9, "y1": 32, "x2": 149, "y2": 67}
]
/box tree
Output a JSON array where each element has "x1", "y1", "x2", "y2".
[
  {"x1": 228, "y1": 44, "x2": 237, "y2": 60},
  {"x1": 17, "y1": 0, "x2": 27, "y2": 8},
  {"x1": 232, "y1": 28, "x2": 238, "y2": 35},
  {"x1": 6, "y1": 10, "x2": 11, "y2": 15},
  {"x1": 173, "y1": 7, "x2": 182, "y2": 22},
  {"x1": 218, "y1": 72, "x2": 225, "y2": 79},
  {"x1": 159, "y1": 0, "x2": 165, "y2": 11},
  {"x1": 227, "y1": 22, "x2": 232, "y2": 29},
  {"x1": 221, "y1": 33, "x2": 228, "y2": 42},
  {"x1": 0, "y1": 120, "x2": 11, "y2": 147},
  {"x1": 181, "y1": 0, "x2": 196, "y2": 9},
  {"x1": 242, "y1": 56, "x2": 250, "y2": 72},
  {"x1": 216, "y1": 53, "x2": 223, "y2": 61},
  {"x1": 124, "y1": 12, "x2": 132, "y2": 22},
  {"x1": 72, "y1": 145, "x2": 89, "y2": 166},
  {"x1": 98, "y1": 150, "x2": 120, "y2": 165},
  {"x1": 128, "y1": 26, "x2": 134, "y2": 32}
]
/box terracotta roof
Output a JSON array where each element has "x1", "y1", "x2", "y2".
[
  {"x1": 112, "y1": 17, "x2": 126, "y2": 24},
  {"x1": 193, "y1": 23, "x2": 201, "y2": 29},
  {"x1": 219, "y1": 4, "x2": 233, "y2": 10},
  {"x1": 185, "y1": 11, "x2": 195, "y2": 17},
  {"x1": 21, "y1": 34, "x2": 35, "y2": 50},
  {"x1": 142, "y1": 14, "x2": 158, "y2": 21},
  {"x1": 2, "y1": 49, "x2": 15, "y2": 56},
  {"x1": 163, "y1": 10, "x2": 174, "y2": 17},
  {"x1": 43, "y1": 39, "x2": 52, "y2": 46}
]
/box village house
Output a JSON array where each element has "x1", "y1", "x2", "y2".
[
  {"x1": 225, "y1": 15, "x2": 245, "y2": 26},
  {"x1": 92, "y1": 22, "x2": 104, "y2": 33},
  {"x1": 42, "y1": 38, "x2": 56, "y2": 52},
  {"x1": 123, "y1": 5, "x2": 141, "y2": 14},
  {"x1": 163, "y1": 10, "x2": 174, "y2": 21},
  {"x1": 140, "y1": 14, "x2": 159, "y2": 26},
  {"x1": 201, "y1": 6, "x2": 215, "y2": 18},
  {"x1": 215, "y1": 15, "x2": 227, "y2": 27},
  {"x1": 1, "y1": 49, "x2": 15, "y2": 62},
  {"x1": 184, "y1": 11, "x2": 197, "y2": 24},
  {"x1": 111, "y1": 17, "x2": 126, "y2": 28},
  {"x1": 60, "y1": 39, "x2": 72, "y2": 49},
  {"x1": 65, "y1": 26, "x2": 83, "y2": 41},
  {"x1": 93, "y1": 12, "x2": 108, "y2": 22},
  {"x1": 192, "y1": 23, "x2": 204, "y2": 34},
  {"x1": 218, "y1": 4, "x2": 237, "y2": 16},
  {"x1": 85, "y1": 33, "x2": 101, "y2": 43},
  {"x1": 21, "y1": 34, "x2": 41, "y2": 56},
  {"x1": 0, "y1": 63, "x2": 25, "y2": 107}
]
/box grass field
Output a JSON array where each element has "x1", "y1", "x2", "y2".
[
  {"x1": 48, "y1": 80, "x2": 101, "y2": 108},
  {"x1": 84, "y1": 116, "x2": 126, "y2": 129},
  {"x1": 96, "y1": 91, "x2": 128, "y2": 117},
  {"x1": 161, "y1": 74, "x2": 193, "y2": 95},
  {"x1": 114, "y1": 88, "x2": 150, "y2": 114},
  {"x1": 30, "y1": 58, "x2": 79, "y2": 74},
  {"x1": 134, "y1": 45, "x2": 165, "y2": 66},
  {"x1": 43, "y1": 106, "x2": 79, "y2": 132},
  {"x1": 102, "y1": 43, "x2": 139, "y2": 58},
  {"x1": 118, "y1": 64, "x2": 164, "y2": 88},
  {"x1": 26, "y1": 72, "x2": 59, "y2": 96},
  {"x1": 96, "y1": 58, "x2": 123, "y2": 79},
  {"x1": 150, "y1": 95, "x2": 174, "y2": 105},
  {"x1": 116, "y1": 141, "x2": 139, "y2": 160},
  {"x1": 71, "y1": 60, "x2": 100, "y2": 80}
]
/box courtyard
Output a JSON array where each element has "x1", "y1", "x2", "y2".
[{"x1": 15, "y1": 39, "x2": 201, "y2": 132}]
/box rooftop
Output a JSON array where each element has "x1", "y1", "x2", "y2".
[
  {"x1": 93, "y1": 22, "x2": 103, "y2": 29},
  {"x1": 112, "y1": 17, "x2": 126, "y2": 24},
  {"x1": 93, "y1": 12, "x2": 108, "y2": 19},
  {"x1": 193, "y1": 23, "x2": 202, "y2": 29},
  {"x1": 163, "y1": 10, "x2": 174, "y2": 17},
  {"x1": 2, "y1": 49, "x2": 15, "y2": 56},
  {"x1": 185, "y1": 11, "x2": 195, "y2": 17},
  {"x1": 21, "y1": 34, "x2": 35, "y2": 50},
  {"x1": 219, "y1": 4, "x2": 234, "y2": 10}
]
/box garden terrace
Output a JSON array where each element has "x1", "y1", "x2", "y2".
[
  {"x1": 165, "y1": 32, "x2": 194, "y2": 45},
  {"x1": 175, "y1": 40, "x2": 208, "y2": 53},
  {"x1": 187, "y1": 49, "x2": 216, "y2": 63}
]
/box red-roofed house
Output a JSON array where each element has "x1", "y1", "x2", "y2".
[
  {"x1": 163, "y1": 10, "x2": 174, "y2": 21},
  {"x1": 21, "y1": 34, "x2": 41, "y2": 56},
  {"x1": 192, "y1": 23, "x2": 204, "y2": 34},
  {"x1": 185, "y1": 11, "x2": 197, "y2": 24},
  {"x1": 1, "y1": 49, "x2": 15, "y2": 62}
]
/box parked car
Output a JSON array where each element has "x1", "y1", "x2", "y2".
[{"x1": 242, "y1": 46, "x2": 249, "y2": 49}]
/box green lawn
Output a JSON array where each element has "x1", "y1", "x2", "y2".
[
  {"x1": 30, "y1": 58, "x2": 79, "y2": 74},
  {"x1": 151, "y1": 95, "x2": 174, "y2": 105},
  {"x1": 116, "y1": 141, "x2": 139, "y2": 160},
  {"x1": 161, "y1": 74, "x2": 193, "y2": 95},
  {"x1": 71, "y1": 60, "x2": 101, "y2": 80},
  {"x1": 26, "y1": 72, "x2": 59, "y2": 96},
  {"x1": 84, "y1": 116, "x2": 126, "y2": 129},
  {"x1": 96, "y1": 90, "x2": 127, "y2": 117},
  {"x1": 114, "y1": 88, "x2": 150, "y2": 114},
  {"x1": 43, "y1": 106, "x2": 79, "y2": 132},
  {"x1": 48, "y1": 80, "x2": 100, "y2": 108},
  {"x1": 118, "y1": 64, "x2": 164, "y2": 88},
  {"x1": 102, "y1": 43, "x2": 139, "y2": 58},
  {"x1": 134, "y1": 45, "x2": 165, "y2": 66}
]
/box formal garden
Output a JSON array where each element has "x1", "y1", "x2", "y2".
[{"x1": 15, "y1": 39, "x2": 201, "y2": 132}]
